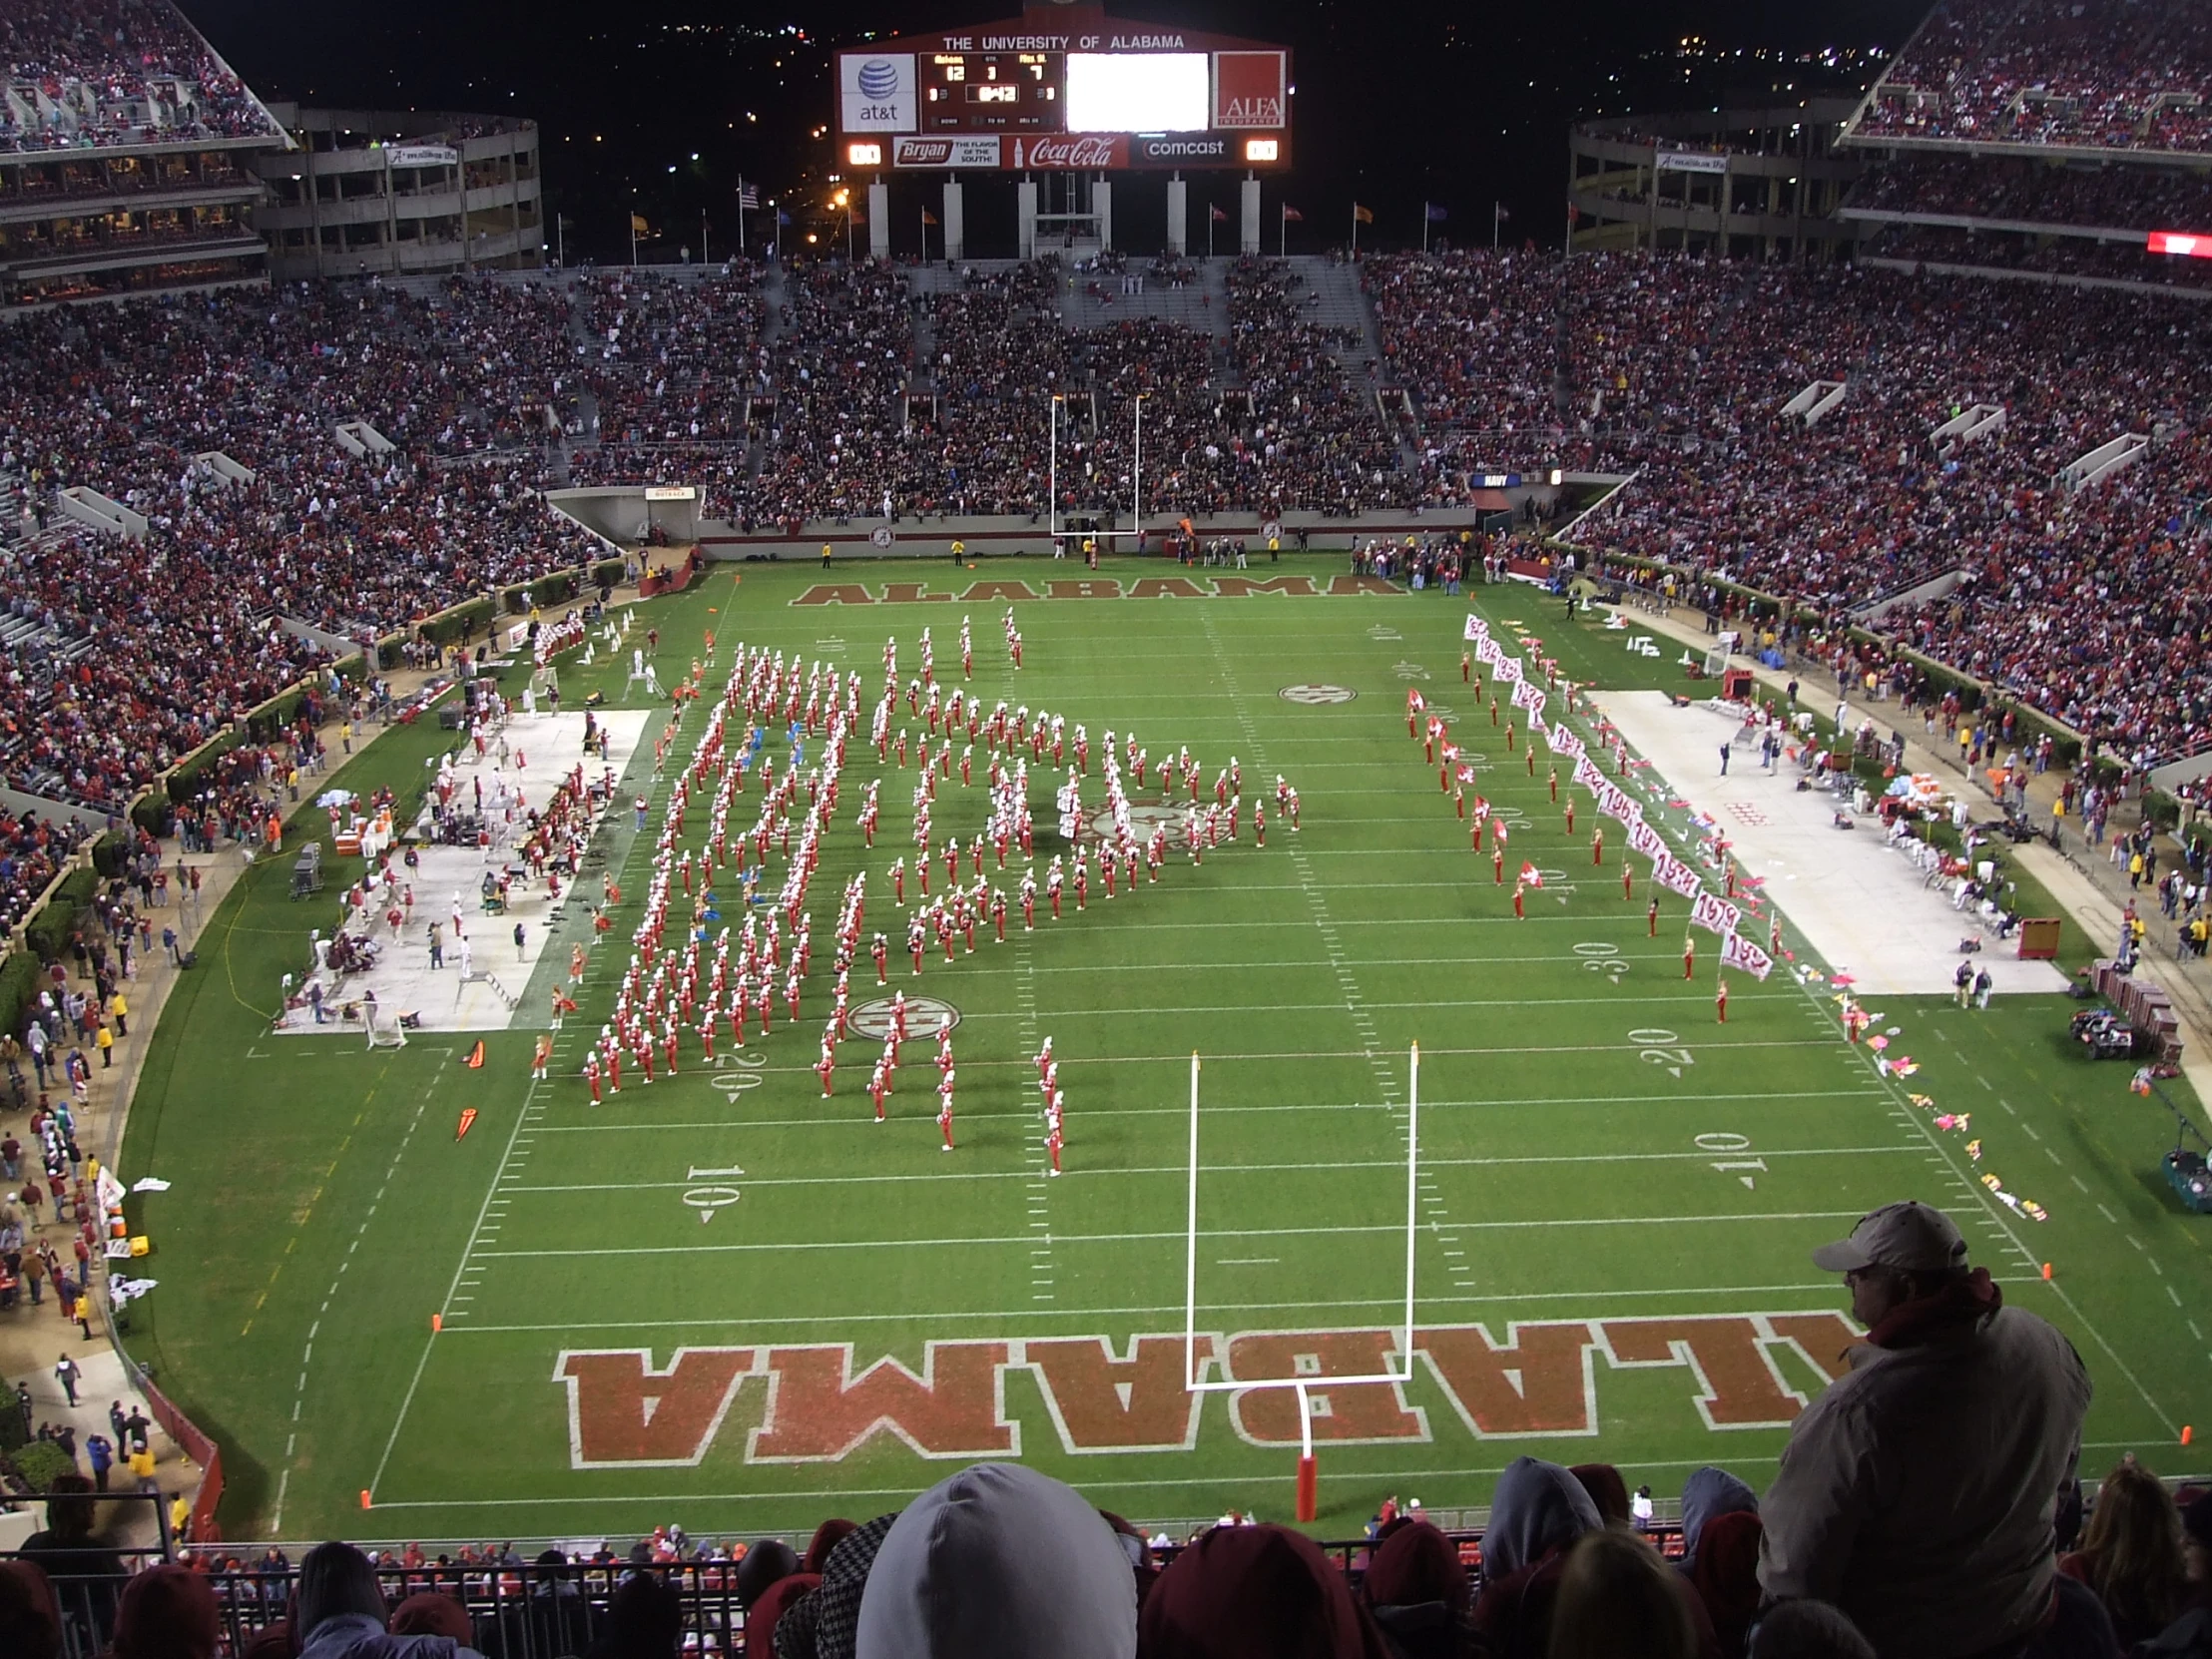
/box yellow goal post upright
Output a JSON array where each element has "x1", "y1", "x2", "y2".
[{"x1": 1182, "y1": 1044, "x2": 1421, "y2": 1523}]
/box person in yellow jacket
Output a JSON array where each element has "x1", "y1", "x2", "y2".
[
  {"x1": 95, "y1": 1020, "x2": 115, "y2": 1068},
  {"x1": 109, "y1": 990, "x2": 128, "y2": 1038}
]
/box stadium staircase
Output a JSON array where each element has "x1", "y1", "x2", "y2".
[
  {"x1": 1288, "y1": 257, "x2": 1416, "y2": 472},
  {"x1": 1056, "y1": 262, "x2": 1231, "y2": 340}
]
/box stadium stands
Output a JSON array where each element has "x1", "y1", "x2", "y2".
[
  {"x1": 0, "y1": 0, "x2": 279, "y2": 154},
  {"x1": 0, "y1": 277, "x2": 598, "y2": 817},
  {"x1": 1851, "y1": 152, "x2": 2212, "y2": 231},
  {"x1": 0, "y1": 238, "x2": 2209, "y2": 896},
  {"x1": 9, "y1": 1450, "x2": 2195, "y2": 1659},
  {"x1": 1853, "y1": 0, "x2": 2212, "y2": 154},
  {"x1": 1866, "y1": 221, "x2": 2212, "y2": 291}
]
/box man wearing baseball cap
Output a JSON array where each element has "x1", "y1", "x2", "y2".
[{"x1": 1760, "y1": 1201, "x2": 2091, "y2": 1658}]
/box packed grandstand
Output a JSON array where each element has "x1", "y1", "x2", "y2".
[
  {"x1": 4, "y1": 0, "x2": 2212, "y2": 1651},
  {"x1": 4, "y1": 244, "x2": 2207, "y2": 833}
]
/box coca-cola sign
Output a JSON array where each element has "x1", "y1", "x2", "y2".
[{"x1": 1014, "y1": 135, "x2": 1127, "y2": 169}]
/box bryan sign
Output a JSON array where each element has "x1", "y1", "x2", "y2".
[
  {"x1": 791, "y1": 576, "x2": 1400, "y2": 606},
  {"x1": 555, "y1": 1312, "x2": 1859, "y2": 1468}
]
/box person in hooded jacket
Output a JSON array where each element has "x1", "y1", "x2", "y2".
[
  {"x1": 1139, "y1": 1520, "x2": 1388, "y2": 1659},
  {"x1": 294, "y1": 1543, "x2": 486, "y2": 1659},
  {"x1": 1360, "y1": 1515, "x2": 1469, "y2": 1659},
  {"x1": 1468, "y1": 1456, "x2": 1604, "y2": 1659},
  {"x1": 856, "y1": 1462, "x2": 1137, "y2": 1659},
  {"x1": 1679, "y1": 1470, "x2": 1759, "y2": 1578}
]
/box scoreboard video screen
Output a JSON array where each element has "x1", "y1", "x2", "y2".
[{"x1": 835, "y1": 8, "x2": 1290, "y2": 171}]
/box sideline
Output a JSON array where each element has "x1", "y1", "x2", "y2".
[
  {"x1": 0, "y1": 577, "x2": 657, "y2": 1549},
  {"x1": 1611, "y1": 599, "x2": 2212, "y2": 1122}
]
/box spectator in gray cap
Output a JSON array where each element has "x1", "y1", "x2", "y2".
[{"x1": 1759, "y1": 1201, "x2": 2091, "y2": 1659}]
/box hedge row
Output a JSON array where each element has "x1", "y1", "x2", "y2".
[
  {"x1": 21, "y1": 862, "x2": 95, "y2": 964},
  {"x1": 414, "y1": 596, "x2": 497, "y2": 648},
  {"x1": 388, "y1": 557, "x2": 628, "y2": 659},
  {"x1": 0, "y1": 949, "x2": 41, "y2": 1055},
  {"x1": 2, "y1": 1439, "x2": 76, "y2": 1492},
  {"x1": 90, "y1": 830, "x2": 130, "y2": 879}
]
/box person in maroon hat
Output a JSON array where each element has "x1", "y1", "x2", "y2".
[
  {"x1": 108, "y1": 1564, "x2": 221, "y2": 1659},
  {"x1": 1759, "y1": 1201, "x2": 2091, "y2": 1659}
]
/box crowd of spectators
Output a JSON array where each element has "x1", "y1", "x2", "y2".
[
  {"x1": 1854, "y1": 154, "x2": 2212, "y2": 232},
  {"x1": 704, "y1": 255, "x2": 1413, "y2": 526},
  {"x1": 0, "y1": 276, "x2": 599, "y2": 814},
  {"x1": 0, "y1": 0, "x2": 279, "y2": 154},
  {"x1": 1, "y1": 241, "x2": 2209, "y2": 856},
  {"x1": 1869, "y1": 221, "x2": 2212, "y2": 292},
  {"x1": 736, "y1": 258, "x2": 915, "y2": 530},
  {"x1": 1218, "y1": 258, "x2": 1413, "y2": 515},
  {"x1": 1551, "y1": 254, "x2": 2212, "y2": 759},
  {"x1": 1857, "y1": 0, "x2": 2212, "y2": 153}
]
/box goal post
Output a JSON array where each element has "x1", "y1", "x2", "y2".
[{"x1": 1183, "y1": 1043, "x2": 1421, "y2": 1522}]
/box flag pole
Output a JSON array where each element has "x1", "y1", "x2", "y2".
[
  {"x1": 1279, "y1": 202, "x2": 1286, "y2": 260},
  {"x1": 1493, "y1": 203, "x2": 1501, "y2": 253},
  {"x1": 738, "y1": 179, "x2": 748, "y2": 259},
  {"x1": 1352, "y1": 201, "x2": 1359, "y2": 258},
  {"x1": 1421, "y1": 202, "x2": 1428, "y2": 255}
]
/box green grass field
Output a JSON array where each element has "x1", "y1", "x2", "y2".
[{"x1": 119, "y1": 558, "x2": 2212, "y2": 1542}]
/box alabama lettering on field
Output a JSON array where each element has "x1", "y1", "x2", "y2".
[
  {"x1": 790, "y1": 575, "x2": 1401, "y2": 605},
  {"x1": 554, "y1": 1311, "x2": 1860, "y2": 1468}
]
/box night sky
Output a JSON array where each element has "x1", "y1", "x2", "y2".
[{"x1": 190, "y1": 0, "x2": 1932, "y2": 263}]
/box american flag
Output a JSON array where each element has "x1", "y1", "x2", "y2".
[{"x1": 739, "y1": 183, "x2": 761, "y2": 211}]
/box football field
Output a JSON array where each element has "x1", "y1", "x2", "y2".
[{"x1": 119, "y1": 558, "x2": 2212, "y2": 1541}]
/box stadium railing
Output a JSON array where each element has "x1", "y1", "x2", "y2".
[
  {"x1": 0, "y1": 1523, "x2": 1694, "y2": 1658},
  {"x1": 1, "y1": 1491, "x2": 174, "y2": 1656}
]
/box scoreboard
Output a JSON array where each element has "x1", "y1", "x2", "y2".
[
  {"x1": 920, "y1": 51, "x2": 1060, "y2": 133},
  {"x1": 835, "y1": 5, "x2": 1290, "y2": 171}
]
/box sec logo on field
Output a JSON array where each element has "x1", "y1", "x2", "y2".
[
  {"x1": 846, "y1": 996, "x2": 960, "y2": 1041},
  {"x1": 1279, "y1": 684, "x2": 1357, "y2": 705}
]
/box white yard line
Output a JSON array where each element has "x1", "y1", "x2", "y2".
[
  {"x1": 495, "y1": 1146, "x2": 1923, "y2": 1196},
  {"x1": 471, "y1": 1209, "x2": 1872, "y2": 1262}
]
